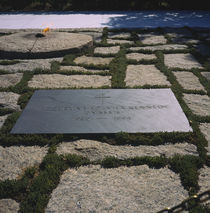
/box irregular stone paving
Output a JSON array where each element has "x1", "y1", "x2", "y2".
[
  {"x1": 0, "y1": 92, "x2": 20, "y2": 111},
  {"x1": 0, "y1": 58, "x2": 63, "y2": 72},
  {"x1": 201, "y1": 72, "x2": 210, "y2": 81},
  {"x1": 0, "y1": 199, "x2": 19, "y2": 213},
  {"x1": 164, "y1": 53, "x2": 203, "y2": 69},
  {"x1": 125, "y1": 64, "x2": 171, "y2": 87},
  {"x1": 126, "y1": 53, "x2": 156, "y2": 61},
  {"x1": 183, "y1": 94, "x2": 210, "y2": 116},
  {"x1": 129, "y1": 44, "x2": 188, "y2": 52},
  {"x1": 28, "y1": 74, "x2": 111, "y2": 88},
  {"x1": 107, "y1": 39, "x2": 134, "y2": 45},
  {"x1": 164, "y1": 28, "x2": 193, "y2": 38},
  {"x1": 94, "y1": 46, "x2": 120, "y2": 55},
  {"x1": 0, "y1": 73, "x2": 23, "y2": 88},
  {"x1": 171, "y1": 37, "x2": 199, "y2": 44},
  {"x1": 138, "y1": 34, "x2": 167, "y2": 45},
  {"x1": 199, "y1": 123, "x2": 210, "y2": 154},
  {"x1": 45, "y1": 165, "x2": 188, "y2": 213},
  {"x1": 0, "y1": 146, "x2": 48, "y2": 180},
  {"x1": 56, "y1": 140, "x2": 198, "y2": 161},
  {"x1": 59, "y1": 65, "x2": 109, "y2": 73},
  {"x1": 173, "y1": 71, "x2": 206, "y2": 91},
  {"x1": 108, "y1": 32, "x2": 131, "y2": 39},
  {"x1": 74, "y1": 55, "x2": 113, "y2": 65},
  {"x1": 0, "y1": 114, "x2": 9, "y2": 129}
]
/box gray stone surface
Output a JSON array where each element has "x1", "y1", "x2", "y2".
[
  {"x1": 173, "y1": 71, "x2": 206, "y2": 91},
  {"x1": 74, "y1": 55, "x2": 113, "y2": 65},
  {"x1": 126, "y1": 53, "x2": 156, "y2": 61},
  {"x1": 107, "y1": 39, "x2": 134, "y2": 45},
  {"x1": 108, "y1": 32, "x2": 131, "y2": 39},
  {"x1": 0, "y1": 58, "x2": 63, "y2": 72},
  {"x1": 94, "y1": 46, "x2": 120, "y2": 55},
  {"x1": 59, "y1": 65, "x2": 109, "y2": 73},
  {"x1": 11, "y1": 89, "x2": 192, "y2": 134},
  {"x1": 199, "y1": 123, "x2": 210, "y2": 154},
  {"x1": 45, "y1": 165, "x2": 188, "y2": 213},
  {"x1": 28, "y1": 74, "x2": 111, "y2": 89},
  {"x1": 0, "y1": 73, "x2": 23, "y2": 88},
  {"x1": 125, "y1": 64, "x2": 171, "y2": 87},
  {"x1": 164, "y1": 53, "x2": 203, "y2": 69},
  {"x1": 0, "y1": 115, "x2": 9, "y2": 129},
  {"x1": 0, "y1": 92, "x2": 20, "y2": 111},
  {"x1": 0, "y1": 145, "x2": 48, "y2": 180},
  {"x1": 57, "y1": 139, "x2": 198, "y2": 160},
  {"x1": 171, "y1": 37, "x2": 200, "y2": 44},
  {"x1": 138, "y1": 34, "x2": 167, "y2": 45},
  {"x1": 0, "y1": 199, "x2": 19, "y2": 213},
  {"x1": 183, "y1": 94, "x2": 210, "y2": 116},
  {"x1": 79, "y1": 31, "x2": 102, "y2": 42},
  {"x1": 201, "y1": 72, "x2": 210, "y2": 81}
]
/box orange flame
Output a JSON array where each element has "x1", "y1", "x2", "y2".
[{"x1": 42, "y1": 27, "x2": 50, "y2": 33}]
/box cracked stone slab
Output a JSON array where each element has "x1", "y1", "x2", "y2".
[
  {"x1": 0, "y1": 115, "x2": 9, "y2": 129},
  {"x1": 138, "y1": 34, "x2": 167, "y2": 45},
  {"x1": 45, "y1": 165, "x2": 188, "y2": 213},
  {"x1": 164, "y1": 53, "x2": 203, "y2": 69},
  {"x1": 108, "y1": 32, "x2": 131, "y2": 39},
  {"x1": 28, "y1": 74, "x2": 111, "y2": 88},
  {"x1": 0, "y1": 73, "x2": 23, "y2": 88},
  {"x1": 57, "y1": 139, "x2": 198, "y2": 161},
  {"x1": 0, "y1": 92, "x2": 20, "y2": 111},
  {"x1": 173, "y1": 71, "x2": 206, "y2": 91},
  {"x1": 0, "y1": 146, "x2": 48, "y2": 180},
  {"x1": 126, "y1": 53, "x2": 156, "y2": 61},
  {"x1": 94, "y1": 46, "x2": 120, "y2": 55},
  {"x1": 183, "y1": 94, "x2": 210, "y2": 116},
  {"x1": 0, "y1": 58, "x2": 63, "y2": 72},
  {"x1": 201, "y1": 72, "x2": 210, "y2": 81},
  {"x1": 199, "y1": 123, "x2": 210, "y2": 154},
  {"x1": 0, "y1": 199, "x2": 19, "y2": 213},
  {"x1": 59, "y1": 65, "x2": 109, "y2": 73},
  {"x1": 125, "y1": 64, "x2": 171, "y2": 87},
  {"x1": 129, "y1": 44, "x2": 188, "y2": 52},
  {"x1": 107, "y1": 39, "x2": 134, "y2": 45},
  {"x1": 74, "y1": 56, "x2": 113, "y2": 66}
]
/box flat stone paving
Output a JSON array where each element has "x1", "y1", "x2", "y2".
[
  {"x1": 138, "y1": 34, "x2": 167, "y2": 45},
  {"x1": 201, "y1": 72, "x2": 210, "y2": 81},
  {"x1": 0, "y1": 92, "x2": 20, "y2": 111},
  {"x1": 126, "y1": 53, "x2": 156, "y2": 61},
  {"x1": 107, "y1": 39, "x2": 134, "y2": 45},
  {"x1": 125, "y1": 64, "x2": 171, "y2": 87},
  {"x1": 0, "y1": 199, "x2": 19, "y2": 213},
  {"x1": 59, "y1": 65, "x2": 109, "y2": 73},
  {"x1": 74, "y1": 55, "x2": 113, "y2": 65},
  {"x1": 94, "y1": 46, "x2": 120, "y2": 55},
  {"x1": 199, "y1": 123, "x2": 210, "y2": 154},
  {"x1": 108, "y1": 32, "x2": 131, "y2": 39},
  {"x1": 0, "y1": 73, "x2": 23, "y2": 88}
]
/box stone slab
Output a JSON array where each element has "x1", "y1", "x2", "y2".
[
  {"x1": 11, "y1": 89, "x2": 192, "y2": 134},
  {"x1": 107, "y1": 39, "x2": 134, "y2": 45},
  {"x1": 0, "y1": 115, "x2": 9, "y2": 129},
  {"x1": 138, "y1": 34, "x2": 167, "y2": 45},
  {"x1": 199, "y1": 123, "x2": 210, "y2": 154},
  {"x1": 171, "y1": 37, "x2": 200, "y2": 44},
  {"x1": 126, "y1": 53, "x2": 156, "y2": 61},
  {"x1": 0, "y1": 92, "x2": 20, "y2": 111},
  {"x1": 74, "y1": 56, "x2": 113, "y2": 66},
  {"x1": 0, "y1": 199, "x2": 19, "y2": 213},
  {"x1": 59, "y1": 65, "x2": 109, "y2": 73},
  {"x1": 125, "y1": 65, "x2": 171, "y2": 87},
  {"x1": 0, "y1": 73, "x2": 23, "y2": 88},
  {"x1": 108, "y1": 32, "x2": 131, "y2": 39},
  {"x1": 45, "y1": 165, "x2": 188, "y2": 213},
  {"x1": 94, "y1": 46, "x2": 120, "y2": 55},
  {"x1": 28, "y1": 74, "x2": 111, "y2": 88},
  {"x1": 201, "y1": 72, "x2": 210, "y2": 81}
]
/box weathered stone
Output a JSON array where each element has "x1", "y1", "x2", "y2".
[
  {"x1": 0, "y1": 73, "x2": 23, "y2": 88},
  {"x1": 125, "y1": 65, "x2": 171, "y2": 87},
  {"x1": 172, "y1": 37, "x2": 200, "y2": 44},
  {"x1": 0, "y1": 146, "x2": 48, "y2": 180},
  {"x1": 28, "y1": 74, "x2": 111, "y2": 88},
  {"x1": 0, "y1": 115, "x2": 9, "y2": 129},
  {"x1": 0, "y1": 58, "x2": 63, "y2": 72},
  {"x1": 0, "y1": 199, "x2": 19, "y2": 213},
  {"x1": 199, "y1": 123, "x2": 210, "y2": 154},
  {"x1": 201, "y1": 72, "x2": 210, "y2": 81},
  {"x1": 126, "y1": 53, "x2": 156, "y2": 61},
  {"x1": 107, "y1": 39, "x2": 134, "y2": 45},
  {"x1": 173, "y1": 71, "x2": 206, "y2": 91},
  {"x1": 45, "y1": 165, "x2": 188, "y2": 213},
  {"x1": 108, "y1": 32, "x2": 131, "y2": 39},
  {"x1": 74, "y1": 55, "x2": 113, "y2": 66},
  {"x1": 94, "y1": 46, "x2": 120, "y2": 55},
  {"x1": 59, "y1": 65, "x2": 109, "y2": 73},
  {"x1": 129, "y1": 44, "x2": 187, "y2": 52},
  {"x1": 138, "y1": 34, "x2": 167, "y2": 45},
  {"x1": 164, "y1": 53, "x2": 203, "y2": 69},
  {"x1": 79, "y1": 32, "x2": 102, "y2": 42},
  {"x1": 0, "y1": 92, "x2": 20, "y2": 111},
  {"x1": 183, "y1": 94, "x2": 210, "y2": 116}
]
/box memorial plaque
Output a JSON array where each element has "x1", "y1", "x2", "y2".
[{"x1": 11, "y1": 89, "x2": 192, "y2": 134}]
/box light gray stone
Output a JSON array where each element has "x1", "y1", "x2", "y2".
[
  {"x1": 126, "y1": 53, "x2": 156, "y2": 61},
  {"x1": 28, "y1": 74, "x2": 111, "y2": 88},
  {"x1": 45, "y1": 165, "x2": 188, "y2": 213},
  {"x1": 108, "y1": 32, "x2": 131, "y2": 39},
  {"x1": 0, "y1": 92, "x2": 20, "y2": 111},
  {"x1": 0, "y1": 73, "x2": 23, "y2": 88},
  {"x1": 59, "y1": 65, "x2": 109, "y2": 73},
  {"x1": 0, "y1": 199, "x2": 19, "y2": 213},
  {"x1": 199, "y1": 123, "x2": 210, "y2": 154},
  {"x1": 94, "y1": 46, "x2": 120, "y2": 55},
  {"x1": 125, "y1": 64, "x2": 171, "y2": 87},
  {"x1": 138, "y1": 34, "x2": 167, "y2": 45},
  {"x1": 107, "y1": 39, "x2": 134, "y2": 45},
  {"x1": 0, "y1": 145, "x2": 48, "y2": 180},
  {"x1": 0, "y1": 115, "x2": 9, "y2": 129},
  {"x1": 79, "y1": 32, "x2": 102, "y2": 42},
  {"x1": 74, "y1": 55, "x2": 113, "y2": 66},
  {"x1": 173, "y1": 71, "x2": 206, "y2": 91},
  {"x1": 164, "y1": 53, "x2": 203, "y2": 69},
  {"x1": 201, "y1": 72, "x2": 210, "y2": 81},
  {"x1": 183, "y1": 94, "x2": 210, "y2": 116}
]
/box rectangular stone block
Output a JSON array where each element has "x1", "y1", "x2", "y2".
[{"x1": 11, "y1": 89, "x2": 192, "y2": 134}]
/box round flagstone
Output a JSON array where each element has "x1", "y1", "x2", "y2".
[
  {"x1": 107, "y1": 39, "x2": 134, "y2": 45},
  {"x1": 0, "y1": 114, "x2": 9, "y2": 129},
  {"x1": 45, "y1": 165, "x2": 188, "y2": 213},
  {"x1": 173, "y1": 71, "x2": 206, "y2": 91},
  {"x1": 59, "y1": 65, "x2": 109, "y2": 73},
  {"x1": 108, "y1": 32, "x2": 131, "y2": 39},
  {"x1": 164, "y1": 53, "x2": 203, "y2": 69},
  {"x1": 138, "y1": 34, "x2": 167, "y2": 45},
  {"x1": 0, "y1": 145, "x2": 48, "y2": 180},
  {"x1": 201, "y1": 72, "x2": 210, "y2": 81},
  {"x1": 0, "y1": 73, "x2": 23, "y2": 88},
  {"x1": 74, "y1": 55, "x2": 113, "y2": 66},
  {"x1": 199, "y1": 123, "x2": 210, "y2": 154},
  {"x1": 0, "y1": 92, "x2": 20, "y2": 111},
  {"x1": 125, "y1": 64, "x2": 171, "y2": 87},
  {"x1": 56, "y1": 140, "x2": 198, "y2": 161},
  {"x1": 183, "y1": 94, "x2": 210, "y2": 116},
  {"x1": 126, "y1": 53, "x2": 156, "y2": 61},
  {"x1": 0, "y1": 199, "x2": 19, "y2": 213},
  {"x1": 28, "y1": 74, "x2": 111, "y2": 88},
  {"x1": 94, "y1": 46, "x2": 120, "y2": 55}
]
